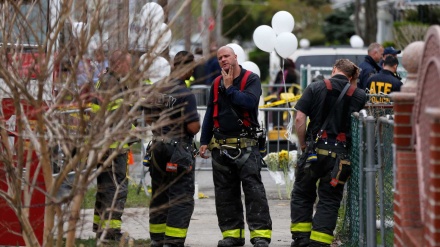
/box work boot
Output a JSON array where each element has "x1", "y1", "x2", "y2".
[
  {"x1": 291, "y1": 237, "x2": 310, "y2": 247},
  {"x1": 163, "y1": 244, "x2": 184, "y2": 247},
  {"x1": 252, "y1": 237, "x2": 270, "y2": 247},
  {"x1": 217, "y1": 237, "x2": 245, "y2": 247},
  {"x1": 308, "y1": 240, "x2": 330, "y2": 247},
  {"x1": 150, "y1": 240, "x2": 164, "y2": 247}
]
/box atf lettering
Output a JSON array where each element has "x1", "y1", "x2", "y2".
[{"x1": 370, "y1": 81, "x2": 392, "y2": 95}]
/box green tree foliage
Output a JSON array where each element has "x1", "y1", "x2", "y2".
[
  {"x1": 221, "y1": 0, "x2": 332, "y2": 45},
  {"x1": 222, "y1": 4, "x2": 257, "y2": 41},
  {"x1": 322, "y1": 6, "x2": 355, "y2": 45},
  {"x1": 298, "y1": 0, "x2": 330, "y2": 8}
]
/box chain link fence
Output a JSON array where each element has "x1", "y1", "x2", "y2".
[{"x1": 338, "y1": 106, "x2": 395, "y2": 247}]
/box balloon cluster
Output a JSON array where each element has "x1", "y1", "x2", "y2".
[
  {"x1": 253, "y1": 11, "x2": 298, "y2": 59},
  {"x1": 135, "y1": 2, "x2": 172, "y2": 83}
]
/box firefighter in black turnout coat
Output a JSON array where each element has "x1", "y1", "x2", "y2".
[
  {"x1": 199, "y1": 46, "x2": 272, "y2": 247},
  {"x1": 291, "y1": 59, "x2": 366, "y2": 247},
  {"x1": 144, "y1": 51, "x2": 200, "y2": 247}
]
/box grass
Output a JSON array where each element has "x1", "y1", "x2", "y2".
[
  {"x1": 74, "y1": 238, "x2": 152, "y2": 246},
  {"x1": 82, "y1": 182, "x2": 150, "y2": 209},
  {"x1": 76, "y1": 182, "x2": 151, "y2": 246}
]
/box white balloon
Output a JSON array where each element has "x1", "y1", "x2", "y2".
[
  {"x1": 139, "y1": 23, "x2": 172, "y2": 55},
  {"x1": 140, "y1": 2, "x2": 164, "y2": 30},
  {"x1": 299, "y1": 39, "x2": 310, "y2": 49},
  {"x1": 242, "y1": 61, "x2": 261, "y2": 77},
  {"x1": 274, "y1": 32, "x2": 298, "y2": 59},
  {"x1": 271, "y1": 11, "x2": 295, "y2": 35},
  {"x1": 350, "y1": 35, "x2": 364, "y2": 48},
  {"x1": 253, "y1": 25, "x2": 276, "y2": 53},
  {"x1": 226, "y1": 43, "x2": 246, "y2": 65},
  {"x1": 139, "y1": 55, "x2": 171, "y2": 83}
]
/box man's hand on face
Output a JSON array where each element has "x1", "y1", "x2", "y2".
[{"x1": 222, "y1": 65, "x2": 233, "y2": 89}]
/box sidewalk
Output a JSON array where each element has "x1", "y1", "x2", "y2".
[{"x1": 76, "y1": 157, "x2": 294, "y2": 246}]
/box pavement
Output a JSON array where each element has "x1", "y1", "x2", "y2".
[{"x1": 74, "y1": 156, "x2": 294, "y2": 247}]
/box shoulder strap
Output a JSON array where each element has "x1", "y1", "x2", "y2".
[
  {"x1": 324, "y1": 79, "x2": 332, "y2": 90},
  {"x1": 325, "y1": 78, "x2": 356, "y2": 96},
  {"x1": 213, "y1": 75, "x2": 222, "y2": 128},
  {"x1": 317, "y1": 82, "x2": 351, "y2": 140},
  {"x1": 212, "y1": 71, "x2": 253, "y2": 129}
]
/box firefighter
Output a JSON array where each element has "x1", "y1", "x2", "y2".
[
  {"x1": 91, "y1": 50, "x2": 132, "y2": 243},
  {"x1": 143, "y1": 51, "x2": 200, "y2": 247},
  {"x1": 199, "y1": 46, "x2": 272, "y2": 247},
  {"x1": 291, "y1": 59, "x2": 366, "y2": 247}
]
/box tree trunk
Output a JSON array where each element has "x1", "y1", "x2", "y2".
[{"x1": 364, "y1": 0, "x2": 378, "y2": 44}]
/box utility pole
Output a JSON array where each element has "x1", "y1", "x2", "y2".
[{"x1": 107, "y1": 0, "x2": 129, "y2": 51}]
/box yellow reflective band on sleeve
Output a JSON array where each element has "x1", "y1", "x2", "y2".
[
  {"x1": 222, "y1": 229, "x2": 245, "y2": 239},
  {"x1": 310, "y1": 230, "x2": 334, "y2": 244},
  {"x1": 290, "y1": 222, "x2": 312, "y2": 232},
  {"x1": 100, "y1": 219, "x2": 122, "y2": 229},
  {"x1": 165, "y1": 226, "x2": 188, "y2": 238},
  {"x1": 250, "y1": 229, "x2": 272, "y2": 239},
  {"x1": 109, "y1": 98, "x2": 123, "y2": 111},
  {"x1": 96, "y1": 80, "x2": 101, "y2": 89},
  {"x1": 90, "y1": 103, "x2": 101, "y2": 113},
  {"x1": 149, "y1": 223, "x2": 166, "y2": 234},
  {"x1": 93, "y1": 215, "x2": 100, "y2": 224}
]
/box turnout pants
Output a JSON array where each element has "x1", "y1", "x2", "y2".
[
  {"x1": 290, "y1": 144, "x2": 347, "y2": 246},
  {"x1": 93, "y1": 152, "x2": 128, "y2": 239},
  {"x1": 211, "y1": 145, "x2": 272, "y2": 243},
  {"x1": 149, "y1": 141, "x2": 195, "y2": 245}
]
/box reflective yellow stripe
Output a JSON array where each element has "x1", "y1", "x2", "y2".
[
  {"x1": 250, "y1": 229, "x2": 271, "y2": 239},
  {"x1": 222, "y1": 229, "x2": 244, "y2": 238},
  {"x1": 101, "y1": 219, "x2": 122, "y2": 229},
  {"x1": 93, "y1": 215, "x2": 100, "y2": 224},
  {"x1": 310, "y1": 230, "x2": 333, "y2": 244},
  {"x1": 150, "y1": 223, "x2": 166, "y2": 234},
  {"x1": 165, "y1": 226, "x2": 188, "y2": 238},
  {"x1": 96, "y1": 80, "x2": 101, "y2": 89},
  {"x1": 290, "y1": 222, "x2": 312, "y2": 232}
]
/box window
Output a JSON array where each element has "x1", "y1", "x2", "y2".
[{"x1": 0, "y1": 0, "x2": 48, "y2": 46}]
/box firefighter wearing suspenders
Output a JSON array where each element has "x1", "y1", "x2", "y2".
[
  {"x1": 291, "y1": 59, "x2": 366, "y2": 247},
  {"x1": 144, "y1": 51, "x2": 200, "y2": 247},
  {"x1": 91, "y1": 50, "x2": 132, "y2": 243},
  {"x1": 199, "y1": 46, "x2": 272, "y2": 247}
]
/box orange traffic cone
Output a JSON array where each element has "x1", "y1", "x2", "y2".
[{"x1": 128, "y1": 150, "x2": 135, "y2": 165}]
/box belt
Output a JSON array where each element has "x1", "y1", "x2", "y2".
[
  {"x1": 152, "y1": 136, "x2": 193, "y2": 145},
  {"x1": 208, "y1": 137, "x2": 258, "y2": 150},
  {"x1": 316, "y1": 148, "x2": 337, "y2": 158}
]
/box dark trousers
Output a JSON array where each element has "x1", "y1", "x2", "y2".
[
  {"x1": 93, "y1": 152, "x2": 128, "y2": 239},
  {"x1": 211, "y1": 146, "x2": 272, "y2": 243},
  {"x1": 290, "y1": 143, "x2": 346, "y2": 245},
  {"x1": 149, "y1": 141, "x2": 195, "y2": 244}
]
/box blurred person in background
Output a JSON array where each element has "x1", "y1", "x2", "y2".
[
  {"x1": 357, "y1": 42, "x2": 383, "y2": 90},
  {"x1": 205, "y1": 43, "x2": 222, "y2": 85},
  {"x1": 366, "y1": 55, "x2": 403, "y2": 103},
  {"x1": 92, "y1": 47, "x2": 109, "y2": 85}
]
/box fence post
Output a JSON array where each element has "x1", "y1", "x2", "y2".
[
  {"x1": 358, "y1": 112, "x2": 365, "y2": 247},
  {"x1": 365, "y1": 116, "x2": 377, "y2": 247}
]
